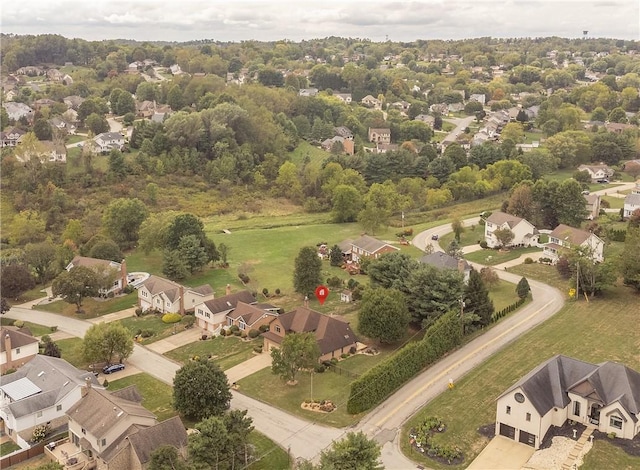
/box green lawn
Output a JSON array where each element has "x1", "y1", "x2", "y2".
[
  {"x1": 36, "y1": 292, "x2": 138, "y2": 318},
  {"x1": 438, "y1": 225, "x2": 484, "y2": 249},
  {"x1": 238, "y1": 361, "x2": 366, "y2": 428},
  {"x1": 464, "y1": 246, "x2": 541, "y2": 266},
  {"x1": 581, "y1": 438, "x2": 640, "y2": 470},
  {"x1": 288, "y1": 141, "x2": 331, "y2": 166},
  {"x1": 400, "y1": 284, "x2": 640, "y2": 469},
  {"x1": 56, "y1": 337, "x2": 89, "y2": 369},
  {"x1": 0, "y1": 318, "x2": 54, "y2": 337},
  {"x1": 165, "y1": 336, "x2": 262, "y2": 371},
  {"x1": 508, "y1": 263, "x2": 568, "y2": 289},
  {"x1": 118, "y1": 315, "x2": 179, "y2": 345},
  {"x1": 247, "y1": 431, "x2": 291, "y2": 470},
  {"x1": 601, "y1": 195, "x2": 624, "y2": 209},
  {"x1": 107, "y1": 373, "x2": 176, "y2": 422},
  {"x1": 0, "y1": 440, "x2": 21, "y2": 456},
  {"x1": 488, "y1": 279, "x2": 520, "y2": 312}
]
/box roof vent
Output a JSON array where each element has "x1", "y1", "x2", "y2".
[
  {"x1": 38, "y1": 371, "x2": 45, "y2": 377},
  {"x1": 116, "y1": 410, "x2": 124, "y2": 418},
  {"x1": 226, "y1": 301, "x2": 232, "y2": 307}
]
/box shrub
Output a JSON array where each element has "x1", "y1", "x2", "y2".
[
  {"x1": 31, "y1": 423, "x2": 51, "y2": 443},
  {"x1": 258, "y1": 324, "x2": 269, "y2": 333},
  {"x1": 248, "y1": 329, "x2": 260, "y2": 338},
  {"x1": 330, "y1": 358, "x2": 338, "y2": 365},
  {"x1": 479, "y1": 240, "x2": 488, "y2": 249},
  {"x1": 349, "y1": 346, "x2": 356, "y2": 354},
  {"x1": 141, "y1": 329, "x2": 154, "y2": 338},
  {"x1": 233, "y1": 329, "x2": 242, "y2": 336},
  {"x1": 230, "y1": 325, "x2": 240, "y2": 333},
  {"x1": 275, "y1": 288, "x2": 281, "y2": 295},
  {"x1": 341, "y1": 353, "x2": 349, "y2": 359},
  {"x1": 181, "y1": 314, "x2": 195, "y2": 328},
  {"x1": 135, "y1": 307, "x2": 143, "y2": 316},
  {"x1": 201, "y1": 334, "x2": 208, "y2": 341},
  {"x1": 162, "y1": 313, "x2": 182, "y2": 324},
  {"x1": 262, "y1": 288, "x2": 269, "y2": 297},
  {"x1": 14, "y1": 320, "x2": 24, "y2": 328},
  {"x1": 327, "y1": 276, "x2": 343, "y2": 289},
  {"x1": 524, "y1": 257, "x2": 534, "y2": 264},
  {"x1": 253, "y1": 345, "x2": 263, "y2": 353},
  {"x1": 238, "y1": 273, "x2": 250, "y2": 284},
  {"x1": 123, "y1": 285, "x2": 135, "y2": 294},
  {"x1": 50, "y1": 326, "x2": 58, "y2": 332},
  {"x1": 608, "y1": 432, "x2": 616, "y2": 439},
  {"x1": 240, "y1": 330, "x2": 248, "y2": 338},
  {"x1": 41, "y1": 334, "x2": 52, "y2": 344},
  {"x1": 314, "y1": 364, "x2": 326, "y2": 373}
]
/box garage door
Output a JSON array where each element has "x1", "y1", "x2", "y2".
[
  {"x1": 499, "y1": 423, "x2": 516, "y2": 440},
  {"x1": 519, "y1": 430, "x2": 536, "y2": 447}
]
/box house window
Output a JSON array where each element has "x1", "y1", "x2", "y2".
[
  {"x1": 205, "y1": 312, "x2": 210, "y2": 319},
  {"x1": 82, "y1": 428, "x2": 86, "y2": 435},
  {"x1": 36, "y1": 411, "x2": 43, "y2": 418},
  {"x1": 526, "y1": 413, "x2": 531, "y2": 422},
  {"x1": 16, "y1": 347, "x2": 20, "y2": 354},
  {"x1": 610, "y1": 416, "x2": 623, "y2": 430},
  {"x1": 101, "y1": 438, "x2": 106, "y2": 446},
  {"x1": 573, "y1": 401, "x2": 581, "y2": 417},
  {"x1": 275, "y1": 325, "x2": 281, "y2": 333},
  {"x1": 239, "y1": 322, "x2": 246, "y2": 330},
  {"x1": 57, "y1": 404, "x2": 62, "y2": 412},
  {"x1": 506, "y1": 406, "x2": 511, "y2": 415}
]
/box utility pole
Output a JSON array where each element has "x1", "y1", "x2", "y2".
[{"x1": 459, "y1": 297, "x2": 466, "y2": 336}]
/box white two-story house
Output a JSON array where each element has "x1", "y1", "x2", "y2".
[
  {"x1": 484, "y1": 211, "x2": 538, "y2": 248},
  {"x1": 543, "y1": 224, "x2": 604, "y2": 263},
  {"x1": 65, "y1": 256, "x2": 128, "y2": 296},
  {"x1": 1, "y1": 327, "x2": 39, "y2": 374},
  {"x1": 138, "y1": 275, "x2": 214, "y2": 314},
  {"x1": 496, "y1": 355, "x2": 640, "y2": 449}
]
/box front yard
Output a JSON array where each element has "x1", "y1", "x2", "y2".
[
  {"x1": 118, "y1": 314, "x2": 185, "y2": 345},
  {"x1": 464, "y1": 246, "x2": 540, "y2": 265},
  {"x1": 165, "y1": 336, "x2": 261, "y2": 370},
  {"x1": 36, "y1": 292, "x2": 137, "y2": 318}
]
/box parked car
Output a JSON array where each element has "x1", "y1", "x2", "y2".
[
  {"x1": 596, "y1": 179, "x2": 609, "y2": 184},
  {"x1": 102, "y1": 363, "x2": 125, "y2": 374},
  {"x1": 431, "y1": 234, "x2": 439, "y2": 240}
]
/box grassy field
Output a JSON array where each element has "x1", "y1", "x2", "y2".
[
  {"x1": 0, "y1": 318, "x2": 55, "y2": 337},
  {"x1": 107, "y1": 373, "x2": 176, "y2": 421},
  {"x1": 464, "y1": 246, "x2": 541, "y2": 265},
  {"x1": 165, "y1": 336, "x2": 262, "y2": 370},
  {"x1": 247, "y1": 432, "x2": 291, "y2": 470},
  {"x1": 601, "y1": 195, "x2": 624, "y2": 209},
  {"x1": 288, "y1": 141, "x2": 331, "y2": 166},
  {"x1": 399, "y1": 284, "x2": 640, "y2": 469},
  {"x1": 488, "y1": 279, "x2": 521, "y2": 312},
  {"x1": 36, "y1": 292, "x2": 138, "y2": 318},
  {"x1": 581, "y1": 438, "x2": 640, "y2": 470},
  {"x1": 438, "y1": 224, "x2": 484, "y2": 249}
]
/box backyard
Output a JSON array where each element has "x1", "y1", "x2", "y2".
[{"x1": 399, "y1": 283, "x2": 640, "y2": 469}]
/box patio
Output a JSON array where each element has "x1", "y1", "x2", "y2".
[{"x1": 44, "y1": 438, "x2": 95, "y2": 470}]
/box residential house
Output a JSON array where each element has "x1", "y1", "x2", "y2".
[
  {"x1": 63, "y1": 385, "x2": 187, "y2": 470},
  {"x1": 94, "y1": 132, "x2": 125, "y2": 153},
  {"x1": 484, "y1": 211, "x2": 538, "y2": 248},
  {"x1": 39, "y1": 140, "x2": 68, "y2": 162},
  {"x1": 623, "y1": 193, "x2": 640, "y2": 218},
  {"x1": 469, "y1": 93, "x2": 486, "y2": 105},
  {"x1": 321, "y1": 136, "x2": 349, "y2": 153},
  {"x1": 495, "y1": 355, "x2": 640, "y2": 449},
  {"x1": 605, "y1": 122, "x2": 635, "y2": 134},
  {"x1": 0, "y1": 355, "x2": 102, "y2": 448},
  {"x1": 543, "y1": 224, "x2": 604, "y2": 263},
  {"x1": 334, "y1": 93, "x2": 352, "y2": 104},
  {"x1": 63, "y1": 95, "x2": 85, "y2": 110},
  {"x1": 194, "y1": 289, "x2": 256, "y2": 334},
  {"x1": 584, "y1": 194, "x2": 601, "y2": 220},
  {"x1": 368, "y1": 127, "x2": 391, "y2": 144},
  {"x1": 347, "y1": 235, "x2": 400, "y2": 262},
  {"x1": 169, "y1": 64, "x2": 183, "y2": 75},
  {"x1": 0, "y1": 127, "x2": 26, "y2": 147},
  {"x1": 391, "y1": 101, "x2": 411, "y2": 113},
  {"x1": 419, "y1": 252, "x2": 471, "y2": 283},
  {"x1": 0, "y1": 327, "x2": 39, "y2": 374},
  {"x1": 448, "y1": 102, "x2": 465, "y2": 113},
  {"x1": 16, "y1": 66, "x2": 44, "y2": 76},
  {"x1": 340, "y1": 290, "x2": 353, "y2": 303},
  {"x1": 414, "y1": 114, "x2": 435, "y2": 127},
  {"x1": 299, "y1": 88, "x2": 318, "y2": 97},
  {"x1": 577, "y1": 164, "x2": 614, "y2": 182},
  {"x1": 226, "y1": 301, "x2": 279, "y2": 332},
  {"x1": 65, "y1": 256, "x2": 128, "y2": 296},
  {"x1": 3, "y1": 102, "x2": 34, "y2": 122},
  {"x1": 333, "y1": 126, "x2": 354, "y2": 140},
  {"x1": 136, "y1": 100, "x2": 156, "y2": 118},
  {"x1": 262, "y1": 306, "x2": 358, "y2": 361},
  {"x1": 429, "y1": 103, "x2": 449, "y2": 115},
  {"x1": 49, "y1": 116, "x2": 76, "y2": 135},
  {"x1": 373, "y1": 142, "x2": 399, "y2": 154},
  {"x1": 33, "y1": 98, "x2": 57, "y2": 110},
  {"x1": 46, "y1": 69, "x2": 64, "y2": 81},
  {"x1": 361, "y1": 95, "x2": 382, "y2": 109},
  {"x1": 138, "y1": 275, "x2": 214, "y2": 314}
]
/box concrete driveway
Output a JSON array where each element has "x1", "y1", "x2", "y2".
[
  {"x1": 467, "y1": 436, "x2": 535, "y2": 469},
  {"x1": 226, "y1": 352, "x2": 272, "y2": 384}
]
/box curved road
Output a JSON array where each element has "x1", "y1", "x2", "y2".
[{"x1": 6, "y1": 216, "x2": 569, "y2": 469}]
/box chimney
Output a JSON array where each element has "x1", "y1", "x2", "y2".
[
  {"x1": 458, "y1": 259, "x2": 466, "y2": 274},
  {"x1": 82, "y1": 377, "x2": 92, "y2": 397},
  {"x1": 4, "y1": 333, "x2": 12, "y2": 369},
  {"x1": 304, "y1": 295, "x2": 309, "y2": 308},
  {"x1": 226, "y1": 284, "x2": 232, "y2": 296},
  {"x1": 179, "y1": 285, "x2": 185, "y2": 315},
  {"x1": 120, "y1": 259, "x2": 128, "y2": 289}
]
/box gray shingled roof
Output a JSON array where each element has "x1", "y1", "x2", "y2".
[
  {"x1": 350, "y1": 235, "x2": 397, "y2": 255},
  {"x1": 202, "y1": 290, "x2": 256, "y2": 315},
  {"x1": 127, "y1": 416, "x2": 188, "y2": 465},
  {"x1": 485, "y1": 211, "x2": 525, "y2": 228},
  {"x1": 625, "y1": 193, "x2": 640, "y2": 206},
  {"x1": 419, "y1": 252, "x2": 470, "y2": 272},
  {"x1": 549, "y1": 224, "x2": 592, "y2": 246},
  {"x1": 1, "y1": 327, "x2": 39, "y2": 352}
]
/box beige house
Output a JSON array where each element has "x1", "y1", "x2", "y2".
[
  {"x1": 138, "y1": 275, "x2": 214, "y2": 314},
  {"x1": 226, "y1": 301, "x2": 280, "y2": 332},
  {"x1": 65, "y1": 256, "x2": 128, "y2": 296},
  {"x1": 0, "y1": 327, "x2": 40, "y2": 374},
  {"x1": 543, "y1": 224, "x2": 604, "y2": 263},
  {"x1": 496, "y1": 355, "x2": 640, "y2": 449},
  {"x1": 577, "y1": 164, "x2": 614, "y2": 182},
  {"x1": 194, "y1": 290, "x2": 256, "y2": 334},
  {"x1": 584, "y1": 193, "x2": 601, "y2": 220},
  {"x1": 346, "y1": 235, "x2": 400, "y2": 263},
  {"x1": 367, "y1": 127, "x2": 391, "y2": 144},
  {"x1": 62, "y1": 385, "x2": 187, "y2": 470},
  {"x1": 483, "y1": 211, "x2": 538, "y2": 248},
  {"x1": 262, "y1": 306, "x2": 358, "y2": 362}
]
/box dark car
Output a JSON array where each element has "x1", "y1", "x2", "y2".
[
  {"x1": 102, "y1": 363, "x2": 125, "y2": 374},
  {"x1": 431, "y1": 234, "x2": 439, "y2": 240},
  {"x1": 596, "y1": 179, "x2": 609, "y2": 184}
]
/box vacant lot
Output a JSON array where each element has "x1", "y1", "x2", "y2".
[{"x1": 400, "y1": 284, "x2": 640, "y2": 469}]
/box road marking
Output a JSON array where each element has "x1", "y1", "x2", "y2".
[{"x1": 374, "y1": 297, "x2": 558, "y2": 428}]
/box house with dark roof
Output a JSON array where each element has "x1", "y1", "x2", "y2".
[
  {"x1": 495, "y1": 355, "x2": 640, "y2": 448},
  {"x1": 543, "y1": 224, "x2": 604, "y2": 263},
  {"x1": 0, "y1": 355, "x2": 102, "y2": 448},
  {"x1": 484, "y1": 211, "x2": 538, "y2": 248},
  {"x1": 65, "y1": 256, "x2": 128, "y2": 296},
  {"x1": 226, "y1": 301, "x2": 280, "y2": 332},
  {"x1": 0, "y1": 127, "x2": 26, "y2": 147},
  {"x1": 419, "y1": 252, "x2": 471, "y2": 283},
  {"x1": 347, "y1": 235, "x2": 400, "y2": 263},
  {"x1": 60, "y1": 384, "x2": 187, "y2": 470},
  {"x1": 194, "y1": 289, "x2": 256, "y2": 334},
  {"x1": 262, "y1": 306, "x2": 358, "y2": 362},
  {"x1": 1, "y1": 327, "x2": 40, "y2": 374},
  {"x1": 138, "y1": 275, "x2": 214, "y2": 314}
]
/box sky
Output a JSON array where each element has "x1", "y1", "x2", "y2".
[{"x1": 3, "y1": 0, "x2": 639, "y2": 43}]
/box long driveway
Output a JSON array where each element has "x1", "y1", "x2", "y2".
[{"x1": 7, "y1": 215, "x2": 568, "y2": 468}]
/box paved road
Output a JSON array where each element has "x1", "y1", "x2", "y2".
[{"x1": 441, "y1": 115, "x2": 476, "y2": 146}]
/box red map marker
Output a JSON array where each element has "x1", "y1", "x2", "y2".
[{"x1": 314, "y1": 285, "x2": 329, "y2": 305}]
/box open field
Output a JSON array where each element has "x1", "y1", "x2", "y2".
[
  {"x1": 438, "y1": 224, "x2": 484, "y2": 249},
  {"x1": 400, "y1": 284, "x2": 640, "y2": 469},
  {"x1": 165, "y1": 336, "x2": 262, "y2": 370}
]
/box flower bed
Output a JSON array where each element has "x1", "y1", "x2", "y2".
[
  {"x1": 301, "y1": 400, "x2": 336, "y2": 413},
  {"x1": 409, "y1": 417, "x2": 463, "y2": 465}
]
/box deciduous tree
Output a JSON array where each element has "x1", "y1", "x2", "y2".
[
  {"x1": 52, "y1": 266, "x2": 100, "y2": 312},
  {"x1": 102, "y1": 198, "x2": 148, "y2": 248},
  {"x1": 173, "y1": 358, "x2": 231, "y2": 421},
  {"x1": 1, "y1": 264, "x2": 35, "y2": 298},
  {"x1": 271, "y1": 332, "x2": 320, "y2": 384},
  {"x1": 148, "y1": 445, "x2": 188, "y2": 470},
  {"x1": 359, "y1": 288, "x2": 410, "y2": 343},
  {"x1": 82, "y1": 321, "x2": 133, "y2": 364},
  {"x1": 493, "y1": 227, "x2": 515, "y2": 248},
  {"x1": 319, "y1": 432, "x2": 382, "y2": 470},
  {"x1": 620, "y1": 227, "x2": 640, "y2": 291}
]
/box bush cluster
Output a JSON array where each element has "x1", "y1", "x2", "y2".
[
  {"x1": 162, "y1": 313, "x2": 182, "y2": 324},
  {"x1": 479, "y1": 240, "x2": 488, "y2": 249},
  {"x1": 491, "y1": 297, "x2": 526, "y2": 322},
  {"x1": 347, "y1": 311, "x2": 462, "y2": 414},
  {"x1": 248, "y1": 329, "x2": 260, "y2": 338}
]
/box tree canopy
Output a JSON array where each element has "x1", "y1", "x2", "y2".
[{"x1": 173, "y1": 358, "x2": 232, "y2": 421}]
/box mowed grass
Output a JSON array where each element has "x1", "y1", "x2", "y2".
[
  {"x1": 247, "y1": 431, "x2": 291, "y2": 470},
  {"x1": 165, "y1": 336, "x2": 262, "y2": 370},
  {"x1": 0, "y1": 318, "x2": 54, "y2": 337},
  {"x1": 118, "y1": 316, "x2": 178, "y2": 345},
  {"x1": 488, "y1": 279, "x2": 520, "y2": 312},
  {"x1": 36, "y1": 292, "x2": 138, "y2": 318},
  {"x1": 56, "y1": 337, "x2": 89, "y2": 369},
  {"x1": 0, "y1": 441, "x2": 21, "y2": 456},
  {"x1": 400, "y1": 284, "x2": 640, "y2": 469},
  {"x1": 464, "y1": 246, "x2": 541, "y2": 265},
  {"x1": 107, "y1": 373, "x2": 176, "y2": 422},
  {"x1": 601, "y1": 195, "x2": 624, "y2": 209},
  {"x1": 438, "y1": 225, "x2": 484, "y2": 249},
  {"x1": 581, "y1": 437, "x2": 640, "y2": 470}
]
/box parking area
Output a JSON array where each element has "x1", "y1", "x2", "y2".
[{"x1": 467, "y1": 435, "x2": 535, "y2": 469}]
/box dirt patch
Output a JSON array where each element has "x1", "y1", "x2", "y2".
[{"x1": 477, "y1": 423, "x2": 495, "y2": 440}]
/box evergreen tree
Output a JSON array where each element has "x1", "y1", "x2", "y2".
[
  {"x1": 516, "y1": 277, "x2": 531, "y2": 299},
  {"x1": 293, "y1": 246, "x2": 322, "y2": 296},
  {"x1": 329, "y1": 245, "x2": 343, "y2": 266},
  {"x1": 464, "y1": 268, "x2": 494, "y2": 328}
]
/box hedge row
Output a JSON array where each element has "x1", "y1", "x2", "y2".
[
  {"x1": 346, "y1": 311, "x2": 462, "y2": 414},
  {"x1": 491, "y1": 297, "x2": 526, "y2": 323}
]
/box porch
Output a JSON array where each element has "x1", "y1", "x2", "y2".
[{"x1": 44, "y1": 437, "x2": 96, "y2": 470}]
